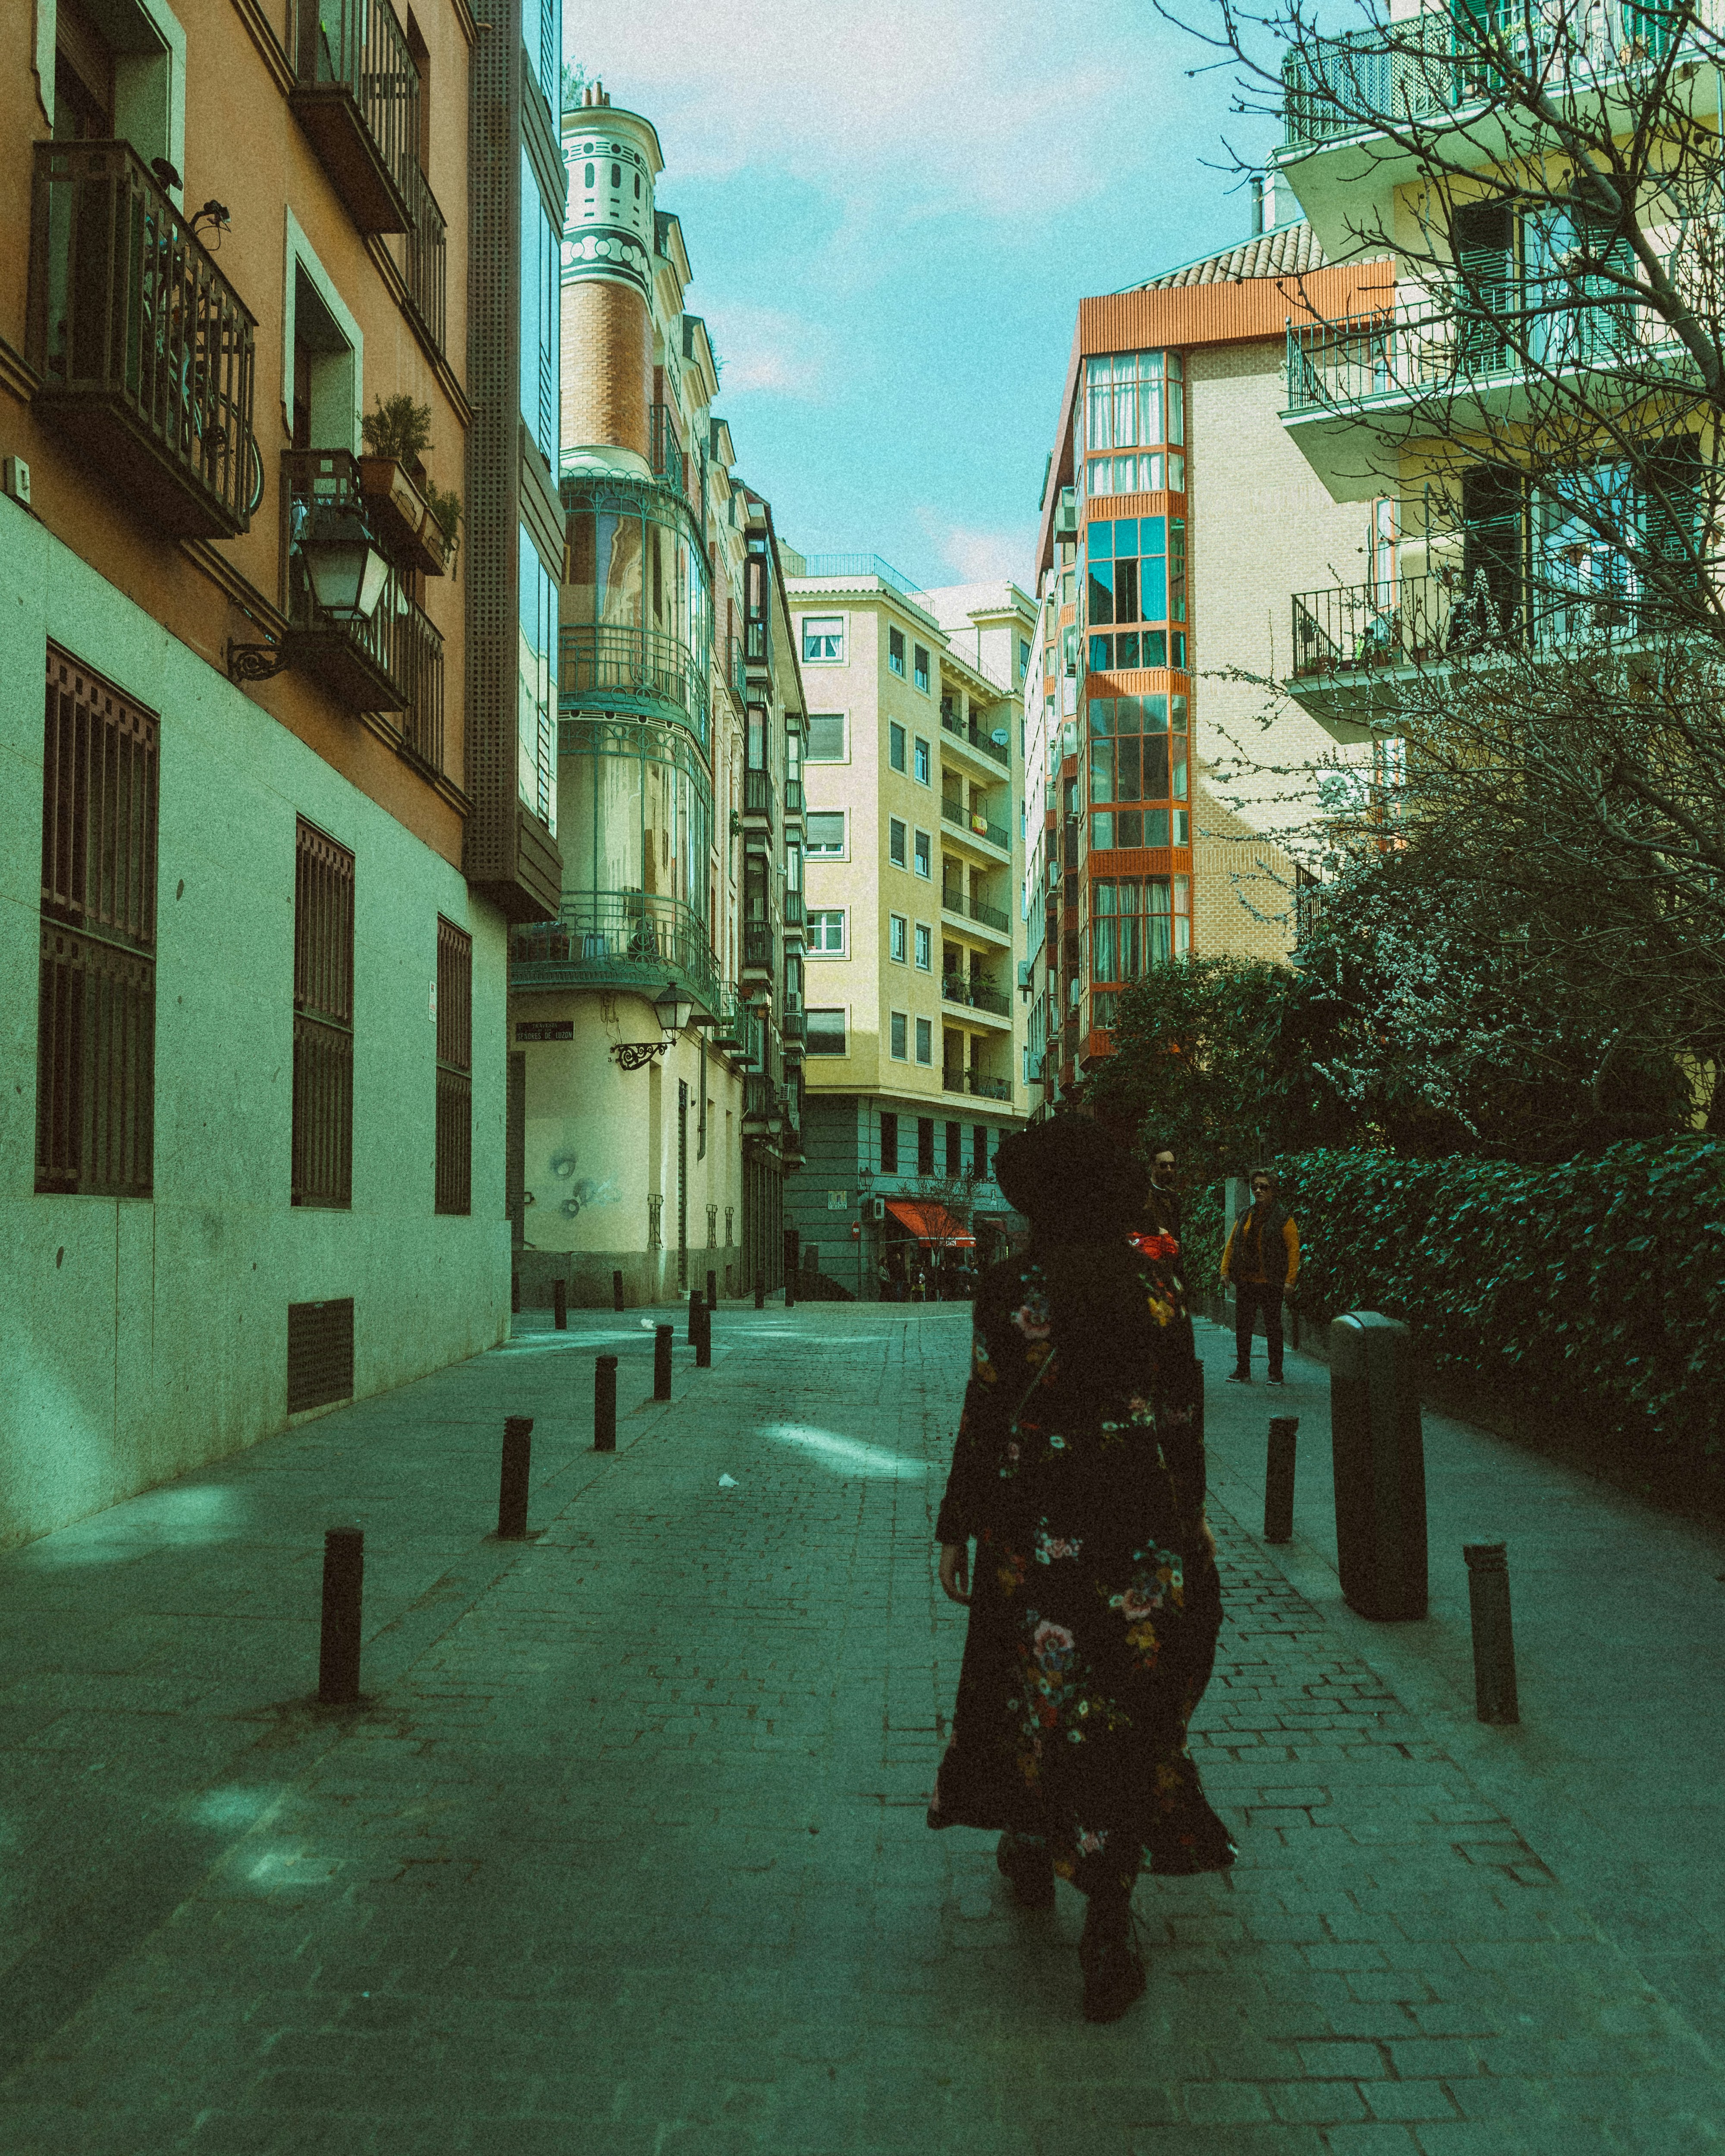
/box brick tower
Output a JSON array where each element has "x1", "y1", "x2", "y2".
[{"x1": 559, "y1": 84, "x2": 662, "y2": 477}]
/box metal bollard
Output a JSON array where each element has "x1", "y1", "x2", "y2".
[
  {"x1": 318, "y1": 1526, "x2": 364, "y2": 1705},
  {"x1": 694, "y1": 1298, "x2": 712, "y2": 1368},
  {"x1": 594, "y1": 1355, "x2": 617, "y2": 1452},
  {"x1": 706, "y1": 1269, "x2": 717, "y2": 1310},
  {"x1": 553, "y1": 1276, "x2": 568, "y2": 1331},
  {"x1": 498, "y1": 1416, "x2": 533, "y2": 1539},
  {"x1": 688, "y1": 1287, "x2": 702, "y2": 1344},
  {"x1": 653, "y1": 1323, "x2": 673, "y2": 1400},
  {"x1": 1264, "y1": 1416, "x2": 1298, "y2": 1544},
  {"x1": 1464, "y1": 1542, "x2": 1520, "y2": 1724},
  {"x1": 784, "y1": 1256, "x2": 796, "y2": 1310},
  {"x1": 754, "y1": 1271, "x2": 765, "y2": 1310},
  {"x1": 511, "y1": 1272, "x2": 521, "y2": 1315},
  {"x1": 612, "y1": 1269, "x2": 624, "y2": 1312}
]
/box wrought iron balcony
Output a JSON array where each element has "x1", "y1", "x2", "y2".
[
  {"x1": 509, "y1": 889, "x2": 721, "y2": 1016},
  {"x1": 743, "y1": 769, "x2": 775, "y2": 829},
  {"x1": 27, "y1": 141, "x2": 257, "y2": 540},
  {"x1": 941, "y1": 977, "x2": 1012, "y2": 1019},
  {"x1": 939, "y1": 707, "x2": 1009, "y2": 767},
  {"x1": 941, "y1": 797, "x2": 1010, "y2": 851},
  {"x1": 742, "y1": 922, "x2": 775, "y2": 976},
  {"x1": 280, "y1": 451, "x2": 443, "y2": 740},
  {"x1": 743, "y1": 1075, "x2": 785, "y2": 1132},
  {"x1": 784, "y1": 778, "x2": 804, "y2": 817},
  {"x1": 1283, "y1": 2, "x2": 1680, "y2": 151},
  {"x1": 943, "y1": 886, "x2": 1011, "y2": 934},
  {"x1": 782, "y1": 891, "x2": 805, "y2": 928},
  {"x1": 650, "y1": 402, "x2": 687, "y2": 500},
  {"x1": 559, "y1": 623, "x2": 709, "y2": 749},
  {"x1": 289, "y1": 0, "x2": 419, "y2": 232},
  {"x1": 401, "y1": 156, "x2": 447, "y2": 354}
]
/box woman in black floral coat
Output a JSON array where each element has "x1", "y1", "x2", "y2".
[{"x1": 927, "y1": 1116, "x2": 1235, "y2": 2021}]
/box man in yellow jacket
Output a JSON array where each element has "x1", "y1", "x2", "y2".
[{"x1": 1220, "y1": 1168, "x2": 1300, "y2": 1385}]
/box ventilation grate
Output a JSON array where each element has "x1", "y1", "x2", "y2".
[{"x1": 287, "y1": 1297, "x2": 355, "y2": 1414}]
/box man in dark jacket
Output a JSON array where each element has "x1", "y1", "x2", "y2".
[
  {"x1": 1220, "y1": 1168, "x2": 1300, "y2": 1384},
  {"x1": 1142, "y1": 1141, "x2": 1182, "y2": 1245}
]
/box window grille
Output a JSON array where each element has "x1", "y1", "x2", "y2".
[
  {"x1": 292, "y1": 818, "x2": 354, "y2": 1208},
  {"x1": 37, "y1": 645, "x2": 158, "y2": 1197},
  {"x1": 435, "y1": 915, "x2": 472, "y2": 1214}
]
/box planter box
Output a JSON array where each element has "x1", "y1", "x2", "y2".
[{"x1": 358, "y1": 456, "x2": 445, "y2": 576}]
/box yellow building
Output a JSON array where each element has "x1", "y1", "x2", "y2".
[
  {"x1": 779, "y1": 556, "x2": 1035, "y2": 1294},
  {"x1": 506, "y1": 88, "x2": 803, "y2": 1306}
]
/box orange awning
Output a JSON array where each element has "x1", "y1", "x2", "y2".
[{"x1": 885, "y1": 1199, "x2": 976, "y2": 1247}]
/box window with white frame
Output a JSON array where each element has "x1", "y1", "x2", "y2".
[
  {"x1": 806, "y1": 1008, "x2": 847, "y2": 1054},
  {"x1": 888, "y1": 721, "x2": 906, "y2": 772},
  {"x1": 888, "y1": 626, "x2": 906, "y2": 677},
  {"x1": 805, "y1": 811, "x2": 845, "y2": 858},
  {"x1": 913, "y1": 736, "x2": 930, "y2": 785},
  {"x1": 913, "y1": 829, "x2": 931, "y2": 878},
  {"x1": 914, "y1": 922, "x2": 932, "y2": 970},
  {"x1": 915, "y1": 1017, "x2": 933, "y2": 1064},
  {"x1": 805, "y1": 712, "x2": 846, "y2": 761},
  {"x1": 889, "y1": 913, "x2": 908, "y2": 963},
  {"x1": 889, "y1": 818, "x2": 907, "y2": 868},
  {"x1": 914, "y1": 644, "x2": 930, "y2": 693},
  {"x1": 890, "y1": 1011, "x2": 908, "y2": 1060},
  {"x1": 807, "y1": 909, "x2": 846, "y2": 955},
  {"x1": 803, "y1": 617, "x2": 844, "y2": 664}
]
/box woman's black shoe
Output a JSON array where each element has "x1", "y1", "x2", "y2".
[
  {"x1": 996, "y1": 1832, "x2": 1056, "y2": 1908},
  {"x1": 1079, "y1": 1900, "x2": 1146, "y2": 2021}
]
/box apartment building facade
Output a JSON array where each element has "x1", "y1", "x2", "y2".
[
  {"x1": 780, "y1": 559, "x2": 1034, "y2": 1293},
  {"x1": 505, "y1": 88, "x2": 803, "y2": 1307},
  {"x1": 0, "y1": 0, "x2": 558, "y2": 1545},
  {"x1": 1024, "y1": 219, "x2": 1381, "y2": 1110}
]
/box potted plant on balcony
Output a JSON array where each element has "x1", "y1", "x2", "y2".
[{"x1": 358, "y1": 394, "x2": 451, "y2": 578}]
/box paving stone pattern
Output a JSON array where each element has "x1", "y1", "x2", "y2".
[{"x1": 0, "y1": 1305, "x2": 1719, "y2": 2155}]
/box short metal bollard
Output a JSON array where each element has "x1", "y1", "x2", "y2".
[
  {"x1": 497, "y1": 1416, "x2": 533, "y2": 1539},
  {"x1": 706, "y1": 1269, "x2": 717, "y2": 1310},
  {"x1": 511, "y1": 1272, "x2": 521, "y2": 1315},
  {"x1": 593, "y1": 1355, "x2": 617, "y2": 1452},
  {"x1": 784, "y1": 1260, "x2": 796, "y2": 1310},
  {"x1": 1329, "y1": 1312, "x2": 1428, "y2": 1620},
  {"x1": 1264, "y1": 1416, "x2": 1298, "y2": 1544},
  {"x1": 1464, "y1": 1542, "x2": 1520, "y2": 1724},
  {"x1": 653, "y1": 1323, "x2": 673, "y2": 1400},
  {"x1": 612, "y1": 1269, "x2": 624, "y2": 1312},
  {"x1": 318, "y1": 1526, "x2": 365, "y2": 1705},
  {"x1": 694, "y1": 1298, "x2": 712, "y2": 1368},
  {"x1": 688, "y1": 1287, "x2": 702, "y2": 1344},
  {"x1": 553, "y1": 1276, "x2": 568, "y2": 1331},
  {"x1": 754, "y1": 1271, "x2": 765, "y2": 1310}
]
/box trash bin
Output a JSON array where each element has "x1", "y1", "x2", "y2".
[{"x1": 1329, "y1": 1311, "x2": 1427, "y2": 1619}]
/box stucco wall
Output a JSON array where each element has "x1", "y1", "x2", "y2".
[{"x1": 0, "y1": 501, "x2": 510, "y2": 1550}]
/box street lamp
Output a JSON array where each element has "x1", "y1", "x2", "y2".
[
  {"x1": 227, "y1": 509, "x2": 392, "y2": 682},
  {"x1": 612, "y1": 977, "x2": 695, "y2": 1070}
]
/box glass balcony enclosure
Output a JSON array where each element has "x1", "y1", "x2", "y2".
[
  {"x1": 555, "y1": 714, "x2": 712, "y2": 934},
  {"x1": 562, "y1": 477, "x2": 711, "y2": 752}
]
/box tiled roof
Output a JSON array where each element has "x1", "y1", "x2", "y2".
[{"x1": 1124, "y1": 220, "x2": 1325, "y2": 292}]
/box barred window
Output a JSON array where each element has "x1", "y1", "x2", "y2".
[
  {"x1": 292, "y1": 819, "x2": 354, "y2": 1208},
  {"x1": 435, "y1": 915, "x2": 472, "y2": 1214},
  {"x1": 37, "y1": 646, "x2": 159, "y2": 1196}
]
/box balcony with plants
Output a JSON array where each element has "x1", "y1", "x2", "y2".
[
  {"x1": 940, "y1": 786, "x2": 1011, "y2": 857},
  {"x1": 289, "y1": 0, "x2": 420, "y2": 233},
  {"x1": 941, "y1": 970, "x2": 1013, "y2": 1025},
  {"x1": 508, "y1": 890, "x2": 721, "y2": 1018},
  {"x1": 27, "y1": 140, "x2": 258, "y2": 541}
]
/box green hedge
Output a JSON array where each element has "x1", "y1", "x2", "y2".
[{"x1": 1274, "y1": 1141, "x2": 1725, "y2": 1479}]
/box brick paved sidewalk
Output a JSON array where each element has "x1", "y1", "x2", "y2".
[{"x1": 0, "y1": 1304, "x2": 1719, "y2": 2155}]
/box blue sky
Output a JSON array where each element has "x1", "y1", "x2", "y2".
[{"x1": 567, "y1": 2, "x2": 1280, "y2": 592}]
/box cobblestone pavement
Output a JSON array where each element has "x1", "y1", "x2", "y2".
[{"x1": 0, "y1": 1302, "x2": 1720, "y2": 2155}]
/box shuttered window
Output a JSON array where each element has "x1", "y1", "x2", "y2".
[
  {"x1": 435, "y1": 915, "x2": 472, "y2": 1215},
  {"x1": 37, "y1": 646, "x2": 158, "y2": 1197},
  {"x1": 292, "y1": 819, "x2": 354, "y2": 1208}
]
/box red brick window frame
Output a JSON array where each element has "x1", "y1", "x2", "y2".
[
  {"x1": 37, "y1": 644, "x2": 159, "y2": 1197},
  {"x1": 434, "y1": 915, "x2": 472, "y2": 1215},
  {"x1": 292, "y1": 818, "x2": 354, "y2": 1209}
]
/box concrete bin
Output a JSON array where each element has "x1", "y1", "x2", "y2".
[{"x1": 1329, "y1": 1311, "x2": 1428, "y2": 1620}]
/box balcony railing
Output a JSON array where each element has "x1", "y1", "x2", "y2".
[
  {"x1": 1282, "y1": 2, "x2": 1677, "y2": 150},
  {"x1": 941, "y1": 797, "x2": 1010, "y2": 850},
  {"x1": 281, "y1": 451, "x2": 443, "y2": 742},
  {"x1": 1291, "y1": 562, "x2": 1660, "y2": 682},
  {"x1": 559, "y1": 623, "x2": 709, "y2": 749},
  {"x1": 942, "y1": 1069, "x2": 1013, "y2": 1101},
  {"x1": 940, "y1": 708, "x2": 1010, "y2": 767},
  {"x1": 724, "y1": 636, "x2": 746, "y2": 700},
  {"x1": 1286, "y1": 284, "x2": 1650, "y2": 418},
  {"x1": 289, "y1": 0, "x2": 418, "y2": 232},
  {"x1": 743, "y1": 1075, "x2": 785, "y2": 1131},
  {"x1": 742, "y1": 921, "x2": 775, "y2": 973},
  {"x1": 650, "y1": 402, "x2": 687, "y2": 500},
  {"x1": 784, "y1": 778, "x2": 804, "y2": 816},
  {"x1": 27, "y1": 141, "x2": 257, "y2": 540},
  {"x1": 942, "y1": 977, "x2": 1012, "y2": 1018},
  {"x1": 782, "y1": 891, "x2": 805, "y2": 928},
  {"x1": 401, "y1": 157, "x2": 447, "y2": 354},
  {"x1": 743, "y1": 769, "x2": 775, "y2": 825},
  {"x1": 944, "y1": 887, "x2": 1011, "y2": 934},
  {"x1": 509, "y1": 890, "x2": 721, "y2": 1017}
]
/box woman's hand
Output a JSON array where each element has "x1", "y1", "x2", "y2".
[{"x1": 938, "y1": 1542, "x2": 972, "y2": 1604}]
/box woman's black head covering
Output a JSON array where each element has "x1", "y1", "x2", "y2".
[{"x1": 993, "y1": 1116, "x2": 1148, "y2": 1241}]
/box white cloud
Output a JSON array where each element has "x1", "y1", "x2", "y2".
[
  {"x1": 701, "y1": 302, "x2": 834, "y2": 398},
  {"x1": 916, "y1": 508, "x2": 1035, "y2": 587},
  {"x1": 571, "y1": 0, "x2": 1174, "y2": 234}
]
